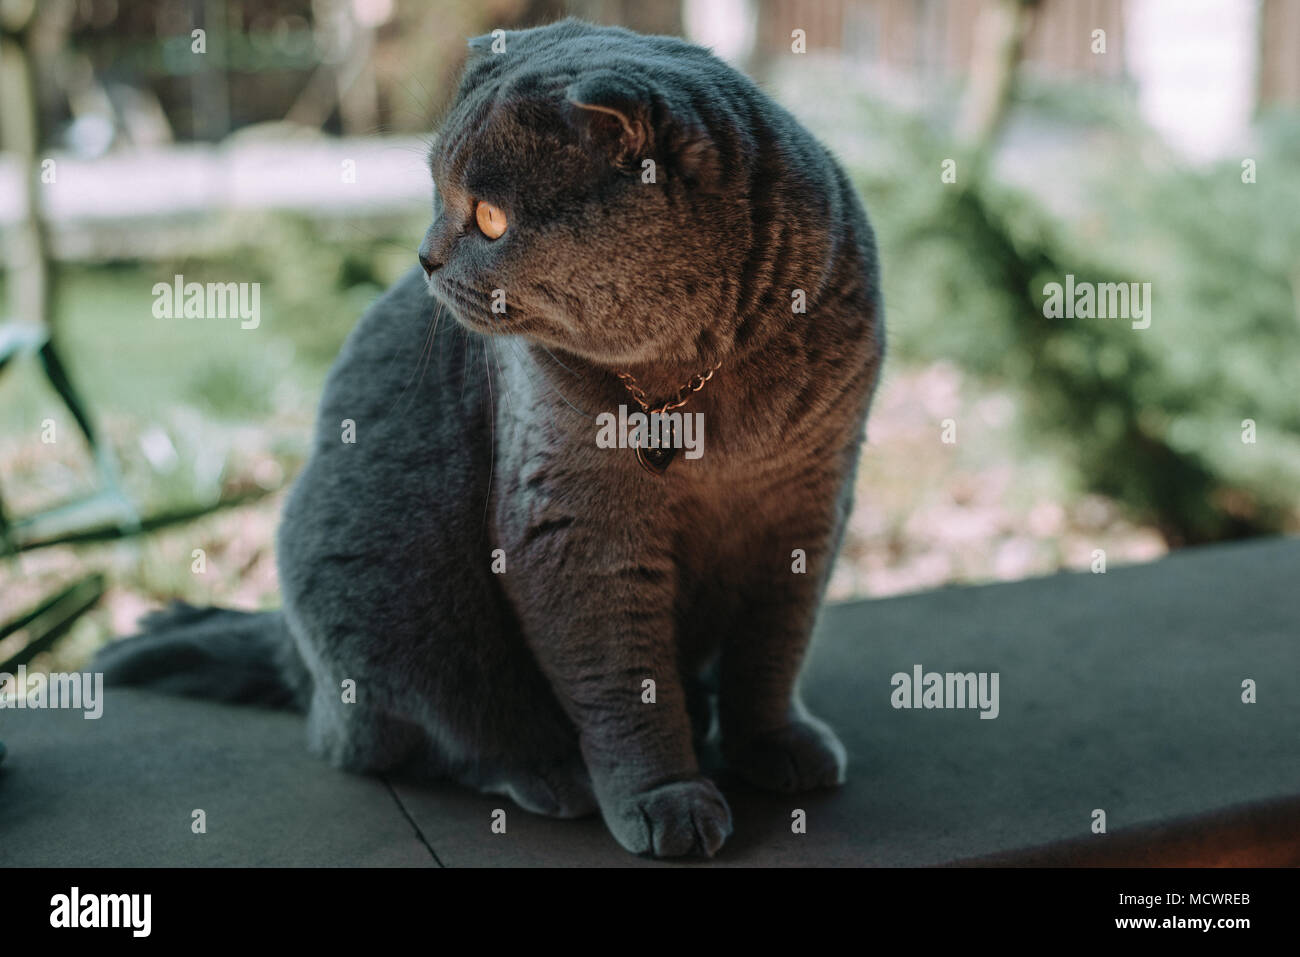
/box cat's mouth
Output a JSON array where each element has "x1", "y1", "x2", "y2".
[
  {"x1": 429, "y1": 277, "x2": 506, "y2": 332},
  {"x1": 428, "y1": 274, "x2": 677, "y2": 366}
]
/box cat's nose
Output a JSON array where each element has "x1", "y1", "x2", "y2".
[
  {"x1": 417, "y1": 232, "x2": 445, "y2": 277},
  {"x1": 418, "y1": 250, "x2": 442, "y2": 277}
]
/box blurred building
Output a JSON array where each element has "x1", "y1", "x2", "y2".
[{"x1": 694, "y1": 0, "x2": 1299, "y2": 159}]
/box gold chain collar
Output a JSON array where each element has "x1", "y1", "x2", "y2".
[
  {"x1": 615, "y1": 360, "x2": 722, "y2": 416},
  {"x1": 613, "y1": 360, "x2": 722, "y2": 475}
]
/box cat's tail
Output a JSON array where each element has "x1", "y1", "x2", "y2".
[{"x1": 92, "y1": 602, "x2": 311, "y2": 711}]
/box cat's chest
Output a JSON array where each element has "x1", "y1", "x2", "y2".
[
  {"x1": 493, "y1": 402, "x2": 839, "y2": 552},
  {"x1": 488, "y1": 337, "x2": 863, "y2": 556}
]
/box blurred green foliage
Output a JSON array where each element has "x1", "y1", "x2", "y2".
[
  {"x1": 0, "y1": 212, "x2": 419, "y2": 526},
  {"x1": 846, "y1": 97, "x2": 1300, "y2": 544}
]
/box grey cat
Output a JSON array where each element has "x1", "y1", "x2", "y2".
[{"x1": 95, "y1": 19, "x2": 884, "y2": 859}]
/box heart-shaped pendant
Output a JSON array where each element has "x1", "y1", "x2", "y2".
[{"x1": 634, "y1": 424, "x2": 677, "y2": 475}]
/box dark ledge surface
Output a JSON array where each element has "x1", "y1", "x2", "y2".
[{"x1": 2, "y1": 537, "x2": 1297, "y2": 867}]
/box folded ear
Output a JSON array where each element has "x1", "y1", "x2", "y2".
[
  {"x1": 565, "y1": 72, "x2": 652, "y2": 170},
  {"x1": 566, "y1": 72, "x2": 720, "y2": 188},
  {"x1": 467, "y1": 31, "x2": 503, "y2": 56}
]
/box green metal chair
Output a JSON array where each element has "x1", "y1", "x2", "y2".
[{"x1": 0, "y1": 320, "x2": 131, "y2": 675}]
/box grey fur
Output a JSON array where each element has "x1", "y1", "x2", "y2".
[{"x1": 96, "y1": 20, "x2": 884, "y2": 859}]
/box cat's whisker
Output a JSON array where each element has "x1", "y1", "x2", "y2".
[
  {"x1": 486, "y1": 333, "x2": 515, "y2": 416},
  {"x1": 533, "y1": 340, "x2": 585, "y2": 380},
  {"x1": 386, "y1": 298, "x2": 444, "y2": 417},
  {"x1": 480, "y1": 337, "x2": 496, "y2": 535},
  {"x1": 459, "y1": 326, "x2": 473, "y2": 404},
  {"x1": 377, "y1": 141, "x2": 438, "y2": 165},
  {"x1": 410, "y1": 76, "x2": 436, "y2": 112},
  {"x1": 392, "y1": 77, "x2": 437, "y2": 125},
  {"x1": 502, "y1": 335, "x2": 594, "y2": 420},
  {"x1": 407, "y1": 298, "x2": 447, "y2": 413},
  {"x1": 361, "y1": 109, "x2": 434, "y2": 134}
]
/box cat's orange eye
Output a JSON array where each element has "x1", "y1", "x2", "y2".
[{"x1": 475, "y1": 201, "x2": 508, "y2": 239}]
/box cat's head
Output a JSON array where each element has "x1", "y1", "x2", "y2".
[{"x1": 420, "y1": 20, "x2": 753, "y2": 369}]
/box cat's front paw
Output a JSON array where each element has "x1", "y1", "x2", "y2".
[
  {"x1": 605, "y1": 777, "x2": 733, "y2": 858},
  {"x1": 725, "y1": 718, "x2": 847, "y2": 793}
]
